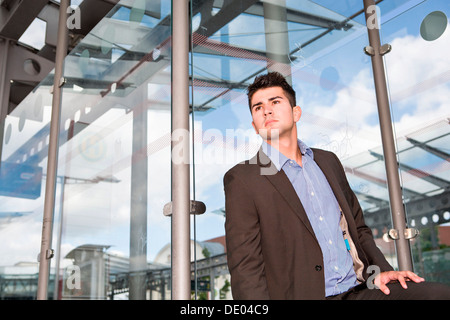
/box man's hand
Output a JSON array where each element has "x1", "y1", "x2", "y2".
[{"x1": 374, "y1": 271, "x2": 425, "y2": 295}]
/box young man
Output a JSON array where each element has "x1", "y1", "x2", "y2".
[{"x1": 223, "y1": 72, "x2": 450, "y2": 299}]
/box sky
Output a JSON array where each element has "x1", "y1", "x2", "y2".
[{"x1": 0, "y1": 0, "x2": 449, "y2": 272}]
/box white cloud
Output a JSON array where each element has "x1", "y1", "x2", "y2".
[
  {"x1": 0, "y1": 216, "x2": 42, "y2": 265},
  {"x1": 382, "y1": 27, "x2": 450, "y2": 132},
  {"x1": 300, "y1": 29, "x2": 450, "y2": 159}
]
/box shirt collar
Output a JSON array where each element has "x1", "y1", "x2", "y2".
[{"x1": 261, "y1": 139, "x2": 313, "y2": 171}]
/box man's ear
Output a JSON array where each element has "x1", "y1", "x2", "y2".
[{"x1": 293, "y1": 106, "x2": 302, "y2": 122}]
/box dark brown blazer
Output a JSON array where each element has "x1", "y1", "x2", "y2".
[{"x1": 224, "y1": 147, "x2": 393, "y2": 300}]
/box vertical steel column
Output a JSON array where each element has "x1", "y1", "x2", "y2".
[
  {"x1": 129, "y1": 99, "x2": 148, "y2": 300},
  {"x1": 263, "y1": 0, "x2": 292, "y2": 83},
  {"x1": 363, "y1": 0, "x2": 413, "y2": 271},
  {"x1": 171, "y1": 0, "x2": 191, "y2": 299},
  {"x1": 37, "y1": 0, "x2": 69, "y2": 300},
  {"x1": 0, "y1": 38, "x2": 10, "y2": 163}
]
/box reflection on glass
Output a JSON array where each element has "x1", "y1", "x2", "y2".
[
  {"x1": 0, "y1": 0, "x2": 449, "y2": 300},
  {"x1": 54, "y1": 0, "x2": 172, "y2": 300},
  {"x1": 191, "y1": 0, "x2": 450, "y2": 299},
  {"x1": 382, "y1": 0, "x2": 450, "y2": 284},
  {"x1": 0, "y1": 0, "x2": 172, "y2": 300},
  {"x1": 191, "y1": 0, "x2": 381, "y2": 300}
]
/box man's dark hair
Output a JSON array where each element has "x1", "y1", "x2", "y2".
[{"x1": 247, "y1": 72, "x2": 296, "y2": 111}]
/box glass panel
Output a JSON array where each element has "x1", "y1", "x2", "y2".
[
  {"x1": 57, "y1": 0, "x2": 173, "y2": 300},
  {"x1": 381, "y1": 0, "x2": 450, "y2": 284},
  {"x1": 0, "y1": 0, "x2": 174, "y2": 300},
  {"x1": 190, "y1": 0, "x2": 395, "y2": 299},
  {"x1": 0, "y1": 79, "x2": 52, "y2": 299},
  {"x1": 1, "y1": 0, "x2": 448, "y2": 301}
]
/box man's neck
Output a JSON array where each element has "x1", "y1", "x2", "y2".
[{"x1": 266, "y1": 135, "x2": 302, "y2": 167}]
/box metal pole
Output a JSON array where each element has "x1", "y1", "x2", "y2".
[
  {"x1": 0, "y1": 38, "x2": 10, "y2": 164},
  {"x1": 263, "y1": 0, "x2": 292, "y2": 84},
  {"x1": 363, "y1": 0, "x2": 413, "y2": 271},
  {"x1": 37, "y1": 0, "x2": 69, "y2": 300},
  {"x1": 129, "y1": 97, "x2": 148, "y2": 300},
  {"x1": 171, "y1": 0, "x2": 191, "y2": 299}
]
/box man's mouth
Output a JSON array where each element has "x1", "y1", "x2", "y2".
[{"x1": 265, "y1": 119, "x2": 278, "y2": 126}]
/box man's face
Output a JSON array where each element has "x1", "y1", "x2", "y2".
[{"x1": 250, "y1": 86, "x2": 301, "y2": 140}]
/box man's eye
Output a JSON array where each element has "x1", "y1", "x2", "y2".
[
  {"x1": 273, "y1": 100, "x2": 280, "y2": 104},
  {"x1": 255, "y1": 106, "x2": 261, "y2": 111}
]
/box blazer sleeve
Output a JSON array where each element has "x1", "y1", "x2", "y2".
[{"x1": 224, "y1": 167, "x2": 270, "y2": 300}]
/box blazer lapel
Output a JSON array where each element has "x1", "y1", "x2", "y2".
[
  {"x1": 312, "y1": 149, "x2": 353, "y2": 221},
  {"x1": 255, "y1": 148, "x2": 316, "y2": 238},
  {"x1": 313, "y1": 149, "x2": 368, "y2": 276}
]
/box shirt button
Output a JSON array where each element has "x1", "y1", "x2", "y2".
[
  {"x1": 311, "y1": 191, "x2": 315, "y2": 196},
  {"x1": 328, "y1": 240, "x2": 333, "y2": 245},
  {"x1": 319, "y1": 216, "x2": 323, "y2": 221},
  {"x1": 315, "y1": 265, "x2": 322, "y2": 272}
]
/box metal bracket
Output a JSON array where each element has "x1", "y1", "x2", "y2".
[
  {"x1": 404, "y1": 228, "x2": 419, "y2": 240},
  {"x1": 388, "y1": 229, "x2": 399, "y2": 240},
  {"x1": 387, "y1": 228, "x2": 419, "y2": 240},
  {"x1": 363, "y1": 44, "x2": 392, "y2": 56},
  {"x1": 379, "y1": 43, "x2": 392, "y2": 56},
  {"x1": 37, "y1": 249, "x2": 54, "y2": 262},
  {"x1": 47, "y1": 248, "x2": 55, "y2": 259},
  {"x1": 163, "y1": 200, "x2": 206, "y2": 217},
  {"x1": 363, "y1": 45, "x2": 375, "y2": 56},
  {"x1": 49, "y1": 77, "x2": 66, "y2": 94},
  {"x1": 59, "y1": 76, "x2": 66, "y2": 87}
]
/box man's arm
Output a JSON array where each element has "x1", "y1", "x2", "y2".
[
  {"x1": 322, "y1": 151, "x2": 392, "y2": 272},
  {"x1": 224, "y1": 168, "x2": 270, "y2": 300},
  {"x1": 331, "y1": 152, "x2": 427, "y2": 293}
]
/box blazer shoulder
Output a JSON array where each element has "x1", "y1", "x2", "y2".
[
  {"x1": 311, "y1": 147, "x2": 337, "y2": 159},
  {"x1": 224, "y1": 154, "x2": 259, "y2": 178},
  {"x1": 311, "y1": 148, "x2": 345, "y2": 172}
]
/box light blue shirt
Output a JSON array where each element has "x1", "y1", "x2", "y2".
[{"x1": 262, "y1": 139, "x2": 359, "y2": 296}]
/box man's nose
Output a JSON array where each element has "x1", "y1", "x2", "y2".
[{"x1": 264, "y1": 106, "x2": 273, "y2": 116}]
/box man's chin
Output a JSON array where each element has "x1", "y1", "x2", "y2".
[{"x1": 258, "y1": 128, "x2": 280, "y2": 140}]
